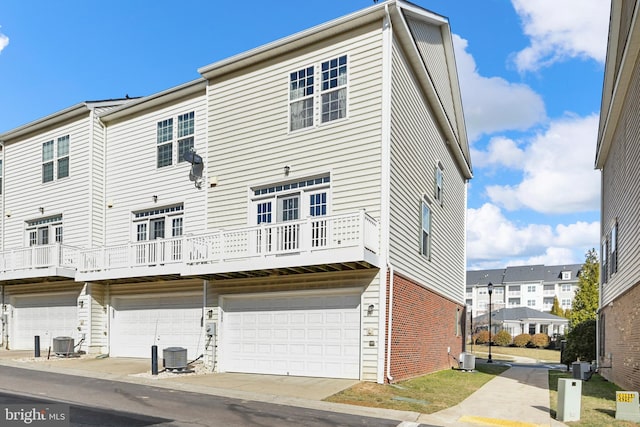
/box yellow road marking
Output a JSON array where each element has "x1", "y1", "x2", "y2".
[{"x1": 458, "y1": 415, "x2": 546, "y2": 427}]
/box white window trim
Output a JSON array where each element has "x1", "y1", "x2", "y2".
[
  {"x1": 288, "y1": 54, "x2": 349, "y2": 134},
  {"x1": 420, "y1": 197, "x2": 431, "y2": 260},
  {"x1": 131, "y1": 204, "x2": 184, "y2": 241},
  {"x1": 157, "y1": 111, "x2": 195, "y2": 169},
  {"x1": 249, "y1": 175, "x2": 332, "y2": 225}
]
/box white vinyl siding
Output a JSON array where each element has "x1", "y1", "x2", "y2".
[
  {"x1": 600, "y1": 50, "x2": 640, "y2": 305},
  {"x1": 405, "y1": 17, "x2": 460, "y2": 141},
  {"x1": 388, "y1": 40, "x2": 466, "y2": 304},
  {"x1": 206, "y1": 24, "x2": 383, "y2": 232},
  {"x1": 103, "y1": 91, "x2": 206, "y2": 246},
  {"x1": 3, "y1": 114, "x2": 93, "y2": 249}
]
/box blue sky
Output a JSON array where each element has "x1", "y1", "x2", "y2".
[{"x1": 0, "y1": 0, "x2": 609, "y2": 269}]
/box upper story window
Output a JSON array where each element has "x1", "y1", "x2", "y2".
[
  {"x1": 435, "y1": 162, "x2": 444, "y2": 204},
  {"x1": 157, "y1": 112, "x2": 195, "y2": 168},
  {"x1": 290, "y1": 66, "x2": 314, "y2": 131},
  {"x1": 42, "y1": 135, "x2": 69, "y2": 183},
  {"x1": 289, "y1": 55, "x2": 348, "y2": 131},
  {"x1": 26, "y1": 215, "x2": 62, "y2": 246},
  {"x1": 610, "y1": 222, "x2": 618, "y2": 275},
  {"x1": 421, "y1": 199, "x2": 431, "y2": 259},
  {"x1": 321, "y1": 55, "x2": 347, "y2": 123},
  {"x1": 561, "y1": 284, "x2": 571, "y2": 292},
  {"x1": 561, "y1": 271, "x2": 572, "y2": 280},
  {"x1": 527, "y1": 285, "x2": 536, "y2": 293}
]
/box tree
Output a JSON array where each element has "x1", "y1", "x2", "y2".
[
  {"x1": 561, "y1": 320, "x2": 596, "y2": 365},
  {"x1": 550, "y1": 297, "x2": 564, "y2": 317},
  {"x1": 562, "y1": 249, "x2": 600, "y2": 365},
  {"x1": 569, "y1": 248, "x2": 600, "y2": 328}
]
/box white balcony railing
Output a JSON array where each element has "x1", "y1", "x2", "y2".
[
  {"x1": 0, "y1": 244, "x2": 79, "y2": 274},
  {"x1": 78, "y1": 211, "x2": 379, "y2": 275}
]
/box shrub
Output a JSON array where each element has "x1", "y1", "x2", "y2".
[
  {"x1": 531, "y1": 333, "x2": 550, "y2": 348},
  {"x1": 475, "y1": 330, "x2": 490, "y2": 344},
  {"x1": 513, "y1": 333, "x2": 532, "y2": 347},
  {"x1": 493, "y1": 330, "x2": 512, "y2": 346}
]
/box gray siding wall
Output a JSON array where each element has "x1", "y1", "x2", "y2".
[
  {"x1": 389, "y1": 40, "x2": 466, "y2": 304},
  {"x1": 103, "y1": 93, "x2": 207, "y2": 244},
  {"x1": 3, "y1": 114, "x2": 94, "y2": 249},
  {"x1": 206, "y1": 23, "x2": 384, "y2": 230},
  {"x1": 601, "y1": 54, "x2": 640, "y2": 306}
]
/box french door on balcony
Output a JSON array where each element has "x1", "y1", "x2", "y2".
[
  {"x1": 254, "y1": 190, "x2": 328, "y2": 254},
  {"x1": 133, "y1": 204, "x2": 184, "y2": 265}
]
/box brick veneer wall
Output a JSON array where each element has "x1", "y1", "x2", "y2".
[
  {"x1": 600, "y1": 280, "x2": 640, "y2": 391},
  {"x1": 385, "y1": 273, "x2": 464, "y2": 383}
]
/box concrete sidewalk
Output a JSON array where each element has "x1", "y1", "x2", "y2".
[
  {"x1": 419, "y1": 364, "x2": 568, "y2": 427},
  {"x1": 0, "y1": 351, "x2": 568, "y2": 426}
]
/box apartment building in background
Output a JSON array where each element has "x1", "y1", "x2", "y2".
[{"x1": 466, "y1": 264, "x2": 582, "y2": 316}]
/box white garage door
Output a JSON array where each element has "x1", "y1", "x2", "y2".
[
  {"x1": 11, "y1": 293, "x2": 78, "y2": 350},
  {"x1": 111, "y1": 294, "x2": 203, "y2": 360},
  {"x1": 222, "y1": 292, "x2": 361, "y2": 379}
]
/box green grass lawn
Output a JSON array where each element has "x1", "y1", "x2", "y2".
[
  {"x1": 548, "y1": 370, "x2": 639, "y2": 426},
  {"x1": 470, "y1": 345, "x2": 561, "y2": 363},
  {"x1": 325, "y1": 363, "x2": 508, "y2": 414}
]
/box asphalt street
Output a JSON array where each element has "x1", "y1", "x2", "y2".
[{"x1": 0, "y1": 366, "x2": 408, "y2": 427}]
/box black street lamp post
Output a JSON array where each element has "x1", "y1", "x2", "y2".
[{"x1": 488, "y1": 282, "x2": 493, "y2": 363}]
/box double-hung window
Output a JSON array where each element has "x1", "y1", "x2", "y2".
[
  {"x1": 289, "y1": 55, "x2": 348, "y2": 131},
  {"x1": 435, "y1": 162, "x2": 444, "y2": 204},
  {"x1": 289, "y1": 66, "x2": 314, "y2": 131},
  {"x1": 157, "y1": 111, "x2": 195, "y2": 168},
  {"x1": 177, "y1": 112, "x2": 195, "y2": 163},
  {"x1": 42, "y1": 135, "x2": 70, "y2": 183},
  {"x1": 421, "y1": 199, "x2": 431, "y2": 259},
  {"x1": 320, "y1": 55, "x2": 347, "y2": 123}
]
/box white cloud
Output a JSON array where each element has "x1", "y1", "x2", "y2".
[
  {"x1": 511, "y1": 0, "x2": 611, "y2": 72},
  {"x1": 467, "y1": 203, "x2": 599, "y2": 268},
  {"x1": 452, "y1": 34, "x2": 546, "y2": 142},
  {"x1": 0, "y1": 26, "x2": 8, "y2": 54},
  {"x1": 485, "y1": 113, "x2": 600, "y2": 214},
  {"x1": 470, "y1": 136, "x2": 525, "y2": 169}
]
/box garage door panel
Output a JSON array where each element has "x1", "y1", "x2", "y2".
[
  {"x1": 223, "y1": 293, "x2": 360, "y2": 379},
  {"x1": 111, "y1": 294, "x2": 202, "y2": 360},
  {"x1": 12, "y1": 293, "x2": 79, "y2": 350}
]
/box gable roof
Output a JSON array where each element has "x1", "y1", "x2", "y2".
[
  {"x1": 0, "y1": 99, "x2": 133, "y2": 142},
  {"x1": 197, "y1": 0, "x2": 472, "y2": 178}
]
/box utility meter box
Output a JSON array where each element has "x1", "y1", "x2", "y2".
[
  {"x1": 205, "y1": 322, "x2": 216, "y2": 337},
  {"x1": 616, "y1": 391, "x2": 640, "y2": 422},
  {"x1": 557, "y1": 378, "x2": 582, "y2": 422}
]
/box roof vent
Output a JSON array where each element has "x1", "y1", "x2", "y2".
[{"x1": 163, "y1": 347, "x2": 188, "y2": 371}]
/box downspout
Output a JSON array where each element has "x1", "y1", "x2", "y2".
[
  {"x1": 386, "y1": 263, "x2": 394, "y2": 383},
  {"x1": 380, "y1": 3, "x2": 394, "y2": 384}
]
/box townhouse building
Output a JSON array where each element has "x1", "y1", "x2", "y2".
[
  {"x1": 0, "y1": 0, "x2": 471, "y2": 383},
  {"x1": 595, "y1": 0, "x2": 640, "y2": 391},
  {"x1": 466, "y1": 264, "x2": 581, "y2": 317}
]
